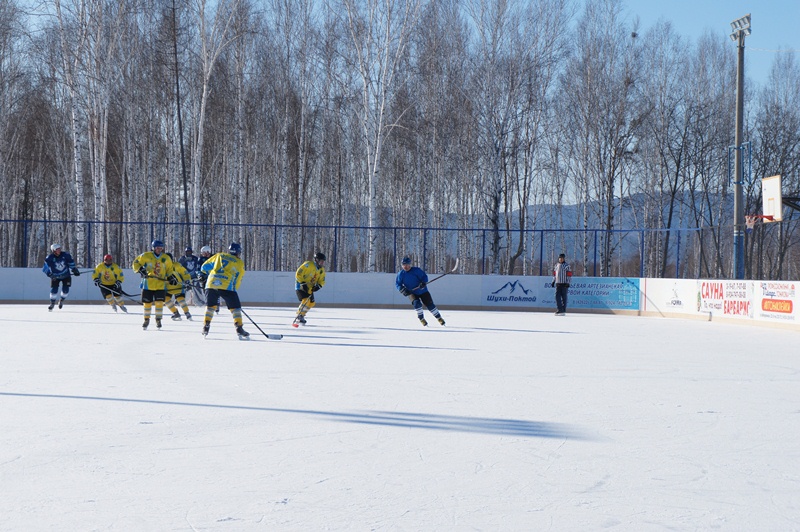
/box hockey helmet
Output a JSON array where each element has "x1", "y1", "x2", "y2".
[
  {"x1": 103, "y1": 254, "x2": 113, "y2": 263},
  {"x1": 401, "y1": 256, "x2": 411, "y2": 265},
  {"x1": 151, "y1": 239, "x2": 165, "y2": 250},
  {"x1": 200, "y1": 245, "x2": 211, "y2": 256},
  {"x1": 314, "y1": 251, "x2": 326, "y2": 262},
  {"x1": 185, "y1": 246, "x2": 193, "y2": 253},
  {"x1": 229, "y1": 242, "x2": 242, "y2": 256},
  {"x1": 51, "y1": 243, "x2": 62, "y2": 252}
]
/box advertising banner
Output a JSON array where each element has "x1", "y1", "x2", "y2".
[
  {"x1": 480, "y1": 276, "x2": 640, "y2": 311},
  {"x1": 755, "y1": 281, "x2": 798, "y2": 323},
  {"x1": 696, "y1": 280, "x2": 754, "y2": 320}
]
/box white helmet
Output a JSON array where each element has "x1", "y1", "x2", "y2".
[
  {"x1": 51, "y1": 243, "x2": 62, "y2": 252},
  {"x1": 200, "y1": 245, "x2": 211, "y2": 255}
]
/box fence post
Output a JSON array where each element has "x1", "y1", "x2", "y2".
[
  {"x1": 640, "y1": 229, "x2": 645, "y2": 277},
  {"x1": 538, "y1": 229, "x2": 544, "y2": 275},
  {"x1": 87, "y1": 222, "x2": 93, "y2": 267},
  {"x1": 23, "y1": 220, "x2": 29, "y2": 267},
  {"x1": 423, "y1": 228, "x2": 428, "y2": 272},
  {"x1": 482, "y1": 229, "x2": 486, "y2": 275},
  {"x1": 333, "y1": 226, "x2": 338, "y2": 272}
]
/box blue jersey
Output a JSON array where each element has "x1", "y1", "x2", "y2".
[
  {"x1": 43, "y1": 251, "x2": 77, "y2": 280},
  {"x1": 179, "y1": 254, "x2": 201, "y2": 278},
  {"x1": 396, "y1": 267, "x2": 429, "y2": 295}
]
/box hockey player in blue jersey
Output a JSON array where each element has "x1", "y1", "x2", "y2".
[
  {"x1": 42, "y1": 243, "x2": 81, "y2": 311},
  {"x1": 395, "y1": 256, "x2": 445, "y2": 327}
]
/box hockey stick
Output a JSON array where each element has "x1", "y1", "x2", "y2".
[
  {"x1": 241, "y1": 309, "x2": 283, "y2": 340},
  {"x1": 408, "y1": 258, "x2": 460, "y2": 291},
  {"x1": 105, "y1": 285, "x2": 143, "y2": 305}
]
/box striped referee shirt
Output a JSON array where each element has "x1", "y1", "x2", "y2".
[{"x1": 553, "y1": 260, "x2": 572, "y2": 285}]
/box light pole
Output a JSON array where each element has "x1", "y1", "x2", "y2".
[{"x1": 730, "y1": 14, "x2": 751, "y2": 280}]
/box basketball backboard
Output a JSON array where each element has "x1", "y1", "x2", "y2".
[{"x1": 762, "y1": 175, "x2": 783, "y2": 222}]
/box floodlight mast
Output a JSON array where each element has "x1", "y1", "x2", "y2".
[{"x1": 731, "y1": 14, "x2": 750, "y2": 280}]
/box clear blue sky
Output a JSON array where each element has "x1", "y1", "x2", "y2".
[{"x1": 622, "y1": 0, "x2": 800, "y2": 86}]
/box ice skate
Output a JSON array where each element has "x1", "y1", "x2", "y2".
[
  {"x1": 48, "y1": 301, "x2": 55, "y2": 311},
  {"x1": 58, "y1": 298, "x2": 64, "y2": 309},
  {"x1": 156, "y1": 319, "x2": 162, "y2": 329},
  {"x1": 236, "y1": 326, "x2": 250, "y2": 340},
  {"x1": 437, "y1": 317, "x2": 446, "y2": 326},
  {"x1": 171, "y1": 312, "x2": 181, "y2": 321},
  {"x1": 419, "y1": 318, "x2": 428, "y2": 327},
  {"x1": 142, "y1": 319, "x2": 150, "y2": 330},
  {"x1": 120, "y1": 305, "x2": 128, "y2": 314},
  {"x1": 185, "y1": 312, "x2": 192, "y2": 321},
  {"x1": 202, "y1": 323, "x2": 210, "y2": 337}
]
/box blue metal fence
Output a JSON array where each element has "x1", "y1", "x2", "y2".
[{"x1": 1, "y1": 218, "x2": 796, "y2": 280}]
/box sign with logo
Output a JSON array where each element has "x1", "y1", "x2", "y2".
[
  {"x1": 482, "y1": 277, "x2": 544, "y2": 308},
  {"x1": 480, "y1": 277, "x2": 639, "y2": 311},
  {"x1": 757, "y1": 281, "x2": 797, "y2": 322}
]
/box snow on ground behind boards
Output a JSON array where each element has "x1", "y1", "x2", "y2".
[{"x1": 1, "y1": 303, "x2": 799, "y2": 530}]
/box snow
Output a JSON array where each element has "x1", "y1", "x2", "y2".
[{"x1": 1, "y1": 303, "x2": 799, "y2": 530}]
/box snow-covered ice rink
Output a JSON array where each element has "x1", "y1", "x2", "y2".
[{"x1": 1, "y1": 303, "x2": 799, "y2": 530}]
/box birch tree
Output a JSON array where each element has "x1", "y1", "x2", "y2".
[{"x1": 337, "y1": 0, "x2": 422, "y2": 272}]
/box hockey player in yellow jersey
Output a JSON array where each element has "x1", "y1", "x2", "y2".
[
  {"x1": 200, "y1": 242, "x2": 250, "y2": 340},
  {"x1": 132, "y1": 240, "x2": 175, "y2": 330},
  {"x1": 293, "y1": 251, "x2": 326, "y2": 327},
  {"x1": 92, "y1": 254, "x2": 128, "y2": 313},
  {"x1": 165, "y1": 256, "x2": 193, "y2": 321}
]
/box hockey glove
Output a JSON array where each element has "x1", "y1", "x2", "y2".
[
  {"x1": 114, "y1": 281, "x2": 122, "y2": 293},
  {"x1": 45, "y1": 271, "x2": 53, "y2": 278},
  {"x1": 312, "y1": 284, "x2": 322, "y2": 292},
  {"x1": 418, "y1": 282, "x2": 426, "y2": 289},
  {"x1": 300, "y1": 283, "x2": 310, "y2": 294},
  {"x1": 138, "y1": 267, "x2": 148, "y2": 278},
  {"x1": 71, "y1": 268, "x2": 80, "y2": 276},
  {"x1": 168, "y1": 274, "x2": 180, "y2": 286},
  {"x1": 93, "y1": 278, "x2": 100, "y2": 286},
  {"x1": 399, "y1": 286, "x2": 410, "y2": 297},
  {"x1": 551, "y1": 281, "x2": 555, "y2": 288}
]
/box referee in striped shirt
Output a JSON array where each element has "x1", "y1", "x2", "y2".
[{"x1": 552, "y1": 253, "x2": 572, "y2": 315}]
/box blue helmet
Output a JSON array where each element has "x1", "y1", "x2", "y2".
[
  {"x1": 401, "y1": 256, "x2": 411, "y2": 265},
  {"x1": 229, "y1": 242, "x2": 242, "y2": 256},
  {"x1": 151, "y1": 239, "x2": 164, "y2": 250}
]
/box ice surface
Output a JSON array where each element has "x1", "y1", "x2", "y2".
[{"x1": 1, "y1": 304, "x2": 799, "y2": 530}]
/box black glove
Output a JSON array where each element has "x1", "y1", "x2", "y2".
[
  {"x1": 551, "y1": 281, "x2": 555, "y2": 288},
  {"x1": 399, "y1": 286, "x2": 410, "y2": 297},
  {"x1": 300, "y1": 283, "x2": 310, "y2": 293},
  {"x1": 197, "y1": 272, "x2": 208, "y2": 285},
  {"x1": 418, "y1": 282, "x2": 426, "y2": 289},
  {"x1": 114, "y1": 281, "x2": 122, "y2": 292},
  {"x1": 46, "y1": 271, "x2": 53, "y2": 278},
  {"x1": 138, "y1": 267, "x2": 148, "y2": 278},
  {"x1": 312, "y1": 284, "x2": 321, "y2": 292},
  {"x1": 168, "y1": 274, "x2": 180, "y2": 286},
  {"x1": 71, "y1": 268, "x2": 80, "y2": 276},
  {"x1": 94, "y1": 278, "x2": 100, "y2": 286}
]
